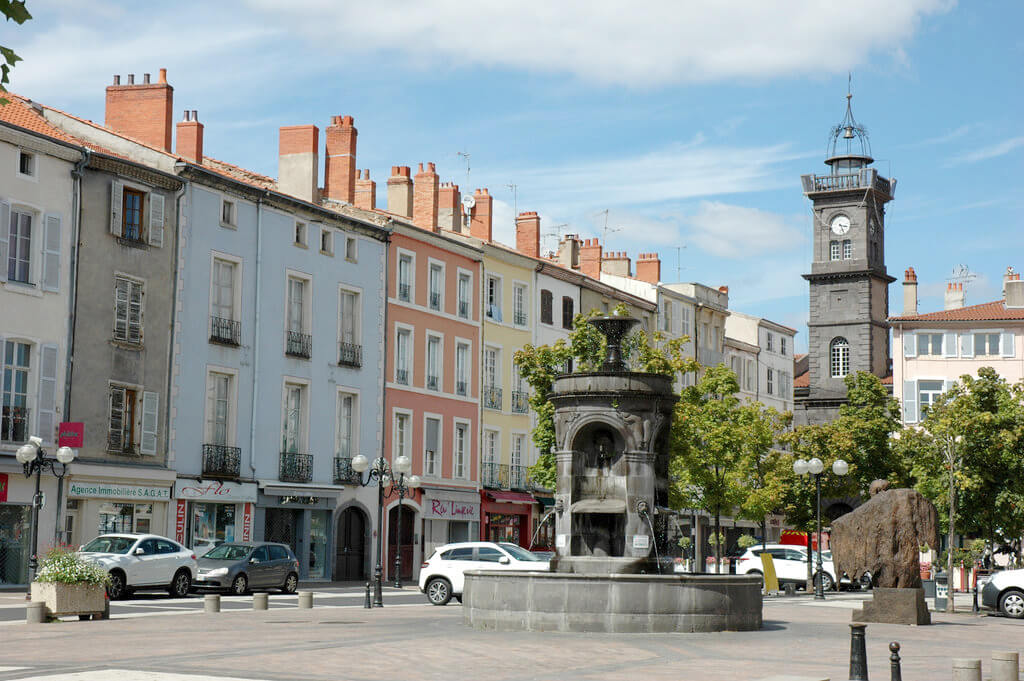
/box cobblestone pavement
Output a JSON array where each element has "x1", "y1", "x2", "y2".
[{"x1": 0, "y1": 590, "x2": 1019, "y2": 681}]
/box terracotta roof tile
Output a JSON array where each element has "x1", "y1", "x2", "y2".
[
  {"x1": 0, "y1": 93, "x2": 80, "y2": 145},
  {"x1": 202, "y1": 155, "x2": 277, "y2": 190},
  {"x1": 793, "y1": 371, "x2": 809, "y2": 387},
  {"x1": 889, "y1": 299, "x2": 1024, "y2": 322}
]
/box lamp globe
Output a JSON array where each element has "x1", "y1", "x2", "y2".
[
  {"x1": 56, "y1": 447, "x2": 76, "y2": 464},
  {"x1": 793, "y1": 459, "x2": 809, "y2": 476},
  {"x1": 808, "y1": 458, "x2": 824, "y2": 475},
  {"x1": 832, "y1": 459, "x2": 849, "y2": 476},
  {"x1": 15, "y1": 443, "x2": 36, "y2": 464},
  {"x1": 394, "y1": 455, "x2": 412, "y2": 475},
  {"x1": 351, "y1": 454, "x2": 369, "y2": 473},
  {"x1": 408, "y1": 475, "x2": 421, "y2": 489}
]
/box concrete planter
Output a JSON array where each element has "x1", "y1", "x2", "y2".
[{"x1": 31, "y1": 582, "x2": 106, "y2": 617}]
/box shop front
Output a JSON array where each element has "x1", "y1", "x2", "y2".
[
  {"x1": 480, "y1": 490, "x2": 536, "y2": 548},
  {"x1": 531, "y1": 494, "x2": 556, "y2": 552},
  {"x1": 256, "y1": 481, "x2": 344, "y2": 580},
  {"x1": 421, "y1": 486, "x2": 479, "y2": 560},
  {"x1": 172, "y1": 479, "x2": 258, "y2": 554},
  {"x1": 0, "y1": 465, "x2": 60, "y2": 586}
]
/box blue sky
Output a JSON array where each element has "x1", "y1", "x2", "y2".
[{"x1": 11, "y1": 1, "x2": 1023, "y2": 352}]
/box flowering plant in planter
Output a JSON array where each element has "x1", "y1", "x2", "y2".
[
  {"x1": 35, "y1": 548, "x2": 110, "y2": 586},
  {"x1": 31, "y1": 548, "x2": 109, "y2": 619}
]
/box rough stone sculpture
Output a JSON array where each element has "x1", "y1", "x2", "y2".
[{"x1": 831, "y1": 483, "x2": 939, "y2": 589}]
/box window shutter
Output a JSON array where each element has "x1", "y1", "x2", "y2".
[
  {"x1": 903, "y1": 333, "x2": 917, "y2": 358},
  {"x1": 42, "y1": 213, "x2": 62, "y2": 292},
  {"x1": 944, "y1": 379, "x2": 956, "y2": 394},
  {"x1": 960, "y1": 332, "x2": 974, "y2": 358},
  {"x1": 0, "y1": 199, "x2": 10, "y2": 283},
  {"x1": 943, "y1": 332, "x2": 957, "y2": 358},
  {"x1": 140, "y1": 391, "x2": 159, "y2": 455},
  {"x1": 108, "y1": 388, "x2": 124, "y2": 450},
  {"x1": 902, "y1": 380, "x2": 918, "y2": 423},
  {"x1": 205, "y1": 373, "x2": 217, "y2": 442},
  {"x1": 149, "y1": 193, "x2": 165, "y2": 247},
  {"x1": 110, "y1": 181, "x2": 123, "y2": 236},
  {"x1": 37, "y1": 344, "x2": 59, "y2": 444},
  {"x1": 1001, "y1": 331, "x2": 1015, "y2": 357}
]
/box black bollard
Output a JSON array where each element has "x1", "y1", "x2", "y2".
[
  {"x1": 849, "y1": 622, "x2": 869, "y2": 681},
  {"x1": 364, "y1": 581, "x2": 372, "y2": 609},
  {"x1": 889, "y1": 642, "x2": 902, "y2": 681}
]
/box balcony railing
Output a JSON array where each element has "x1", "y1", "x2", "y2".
[
  {"x1": 279, "y1": 451, "x2": 313, "y2": 483},
  {"x1": 395, "y1": 368, "x2": 409, "y2": 385},
  {"x1": 511, "y1": 390, "x2": 529, "y2": 414},
  {"x1": 202, "y1": 444, "x2": 241, "y2": 478},
  {"x1": 209, "y1": 316, "x2": 241, "y2": 346},
  {"x1": 483, "y1": 385, "x2": 502, "y2": 410},
  {"x1": 338, "y1": 342, "x2": 362, "y2": 367},
  {"x1": 398, "y1": 283, "x2": 411, "y2": 301},
  {"x1": 509, "y1": 464, "x2": 528, "y2": 491},
  {"x1": 802, "y1": 169, "x2": 892, "y2": 196},
  {"x1": 481, "y1": 462, "x2": 508, "y2": 489},
  {"x1": 429, "y1": 292, "x2": 441, "y2": 310},
  {"x1": 458, "y1": 301, "x2": 470, "y2": 318},
  {"x1": 0, "y1": 406, "x2": 28, "y2": 443},
  {"x1": 426, "y1": 375, "x2": 439, "y2": 391},
  {"x1": 514, "y1": 311, "x2": 528, "y2": 326},
  {"x1": 285, "y1": 331, "x2": 312, "y2": 358},
  {"x1": 456, "y1": 380, "x2": 467, "y2": 396},
  {"x1": 333, "y1": 456, "x2": 361, "y2": 484}
]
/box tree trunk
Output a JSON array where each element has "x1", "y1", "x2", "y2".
[
  {"x1": 947, "y1": 461, "x2": 956, "y2": 614},
  {"x1": 806, "y1": 531, "x2": 813, "y2": 592},
  {"x1": 714, "y1": 508, "x2": 721, "y2": 575}
]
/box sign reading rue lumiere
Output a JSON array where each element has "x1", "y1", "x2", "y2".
[
  {"x1": 423, "y1": 498, "x2": 479, "y2": 520},
  {"x1": 68, "y1": 482, "x2": 171, "y2": 500}
]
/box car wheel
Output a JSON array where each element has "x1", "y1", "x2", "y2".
[
  {"x1": 426, "y1": 577, "x2": 452, "y2": 606},
  {"x1": 168, "y1": 569, "x2": 191, "y2": 598},
  {"x1": 231, "y1": 574, "x2": 249, "y2": 596},
  {"x1": 999, "y1": 589, "x2": 1024, "y2": 619},
  {"x1": 814, "y1": 571, "x2": 835, "y2": 591},
  {"x1": 107, "y1": 570, "x2": 128, "y2": 600},
  {"x1": 281, "y1": 572, "x2": 298, "y2": 594}
]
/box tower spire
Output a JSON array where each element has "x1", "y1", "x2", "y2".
[{"x1": 826, "y1": 74, "x2": 872, "y2": 169}]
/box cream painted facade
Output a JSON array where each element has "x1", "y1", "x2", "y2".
[{"x1": 725, "y1": 311, "x2": 797, "y2": 413}]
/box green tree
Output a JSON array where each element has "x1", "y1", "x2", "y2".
[
  {"x1": 734, "y1": 404, "x2": 792, "y2": 550},
  {"x1": 1, "y1": 1, "x2": 32, "y2": 105},
  {"x1": 831, "y1": 371, "x2": 907, "y2": 493}
]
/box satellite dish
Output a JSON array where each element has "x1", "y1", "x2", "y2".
[{"x1": 462, "y1": 194, "x2": 476, "y2": 210}]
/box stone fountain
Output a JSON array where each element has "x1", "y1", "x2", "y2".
[{"x1": 463, "y1": 315, "x2": 763, "y2": 633}]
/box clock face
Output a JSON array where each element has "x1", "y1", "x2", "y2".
[{"x1": 830, "y1": 215, "x2": 851, "y2": 235}]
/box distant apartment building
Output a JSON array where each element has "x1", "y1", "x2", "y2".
[{"x1": 725, "y1": 311, "x2": 797, "y2": 413}]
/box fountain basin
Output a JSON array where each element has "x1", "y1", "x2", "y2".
[{"x1": 463, "y1": 570, "x2": 762, "y2": 633}]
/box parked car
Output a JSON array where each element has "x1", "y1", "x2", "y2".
[
  {"x1": 734, "y1": 543, "x2": 838, "y2": 590},
  {"x1": 418, "y1": 541, "x2": 550, "y2": 605},
  {"x1": 78, "y1": 533, "x2": 197, "y2": 600},
  {"x1": 980, "y1": 568, "x2": 1024, "y2": 618},
  {"x1": 193, "y1": 542, "x2": 300, "y2": 595}
]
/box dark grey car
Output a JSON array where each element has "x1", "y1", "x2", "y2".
[{"x1": 193, "y1": 542, "x2": 300, "y2": 595}]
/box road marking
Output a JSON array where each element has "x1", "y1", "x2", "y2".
[{"x1": 5, "y1": 670, "x2": 272, "y2": 680}]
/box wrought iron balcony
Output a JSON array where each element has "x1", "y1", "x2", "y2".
[
  {"x1": 209, "y1": 316, "x2": 241, "y2": 346},
  {"x1": 511, "y1": 390, "x2": 529, "y2": 413},
  {"x1": 338, "y1": 342, "x2": 362, "y2": 367},
  {"x1": 800, "y1": 168, "x2": 893, "y2": 197},
  {"x1": 0, "y1": 405, "x2": 28, "y2": 443},
  {"x1": 458, "y1": 300, "x2": 470, "y2": 318},
  {"x1": 395, "y1": 368, "x2": 409, "y2": 385},
  {"x1": 398, "y1": 283, "x2": 411, "y2": 301},
  {"x1": 285, "y1": 331, "x2": 312, "y2": 358},
  {"x1": 202, "y1": 444, "x2": 241, "y2": 478},
  {"x1": 509, "y1": 464, "x2": 528, "y2": 491},
  {"x1": 429, "y1": 292, "x2": 441, "y2": 310},
  {"x1": 456, "y1": 380, "x2": 467, "y2": 396},
  {"x1": 483, "y1": 385, "x2": 502, "y2": 410},
  {"x1": 481, "y1": 462, "x2": 509, "y2": 489},
  {"x1": 514, "y1": 311, "x2": 528, "y2": 326},
  {"x1": 333, "y1": 456, "x2": 361, "y2": 485},
  {"x1": 279, "y1": 451, "x2": 313, "y2": 483},
  {"x1": 426, "y1": 375, "x2": 439, "y2": 391}
]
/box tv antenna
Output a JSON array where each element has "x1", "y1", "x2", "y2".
[
  {"x1": 594, "y1": 209, "x2": 621, "y2": 244},
  {"x1": 506, "y1": 183, "x2": 518, "y2": 218},
  {"x1": 456, "y1": 151, "x2": 471, "y2": 186},
  {"x1": 947, "y1": 264, "x2": 977, "y2": 287},
  {"x1": 675, "y1": 245, "x2": 687, "y2": 281},
  {"x1": 542, "y1": 222, "x2": 569, "y2": 250}
]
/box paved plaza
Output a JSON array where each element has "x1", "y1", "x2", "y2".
[{"x1": 0, "y1": 589, "x2": 1019, "y2": 681}]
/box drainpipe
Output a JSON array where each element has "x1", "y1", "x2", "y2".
[
  {"x1": 378, "y1": 220, "x2": 393, "y2": 577},
  {"x1": 248, "y1": 192, "x2": 269, "y2": 479},
  {"x1": 165, "y1": 176, "x2": 187, "y2": 471}
]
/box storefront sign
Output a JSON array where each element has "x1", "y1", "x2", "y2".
[
  {"x1": 424, "y1": 498, "x2": 479, "y2": 521},
  {"x1": 57, "y1": 422, "x2": 84, "y2": 448},
  {"x1": 241, "y1": 503, "x2": 253, "y2": 541},
  {"x1": 68, "y1": 482, "x2": 171, "y2": 500},
  {"x1": 175, "y1": 499, "x2": 187, "y2": 543},
  {"x1": 0, "y1": 473, "x2": 7, "y2": 503},
  {"x1": 174, "y1": 480, "x2": 258, "y2": 503},
  {"x1": 632, "y1": 534, "x2": 650, "y2": 550}
]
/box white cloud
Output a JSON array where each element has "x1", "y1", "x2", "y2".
[
  {"x1": 946, "y1": 136, "x2": 1024, "y2": 166},
  {"x1": 683, "y1": 201, "x2": 805, "y2": 259}
]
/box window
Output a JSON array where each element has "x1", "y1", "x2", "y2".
[
  {"x1": 287, "y1": 277, "x2": 305, "y2": 333},
  {"x1": 830, "y1": 240, "x2": 840, "y2": 261},
  {"x1": 456, "y1": 342, "x2": 469, "y2": 396},
  {"x1": 286, "y1": 276, "x2": 311, "y2": 357},
  {"x1": 345, "y1": 236, "x2": 357, "y2": 262},
  {"x1": 294, "y1": 221, "x2": 306, "y2": 247},
  {"x1": 730, "y1": 356, "x2": 741, "y2": 385},
  {"x1": 484, "y1": 347, "x2": 499, "y2": 388},
  {"x1": 918, "y1": 380, "x2": 945, "y2": 417},
  {"x1": 398, "y1": 255, "x2": 412, "y2": 302},
  {"x1": 205, "y1": 372, "x2": 232, "y2": 445},
  {"x1": 477, "y1": 546, "x2": 504, "y2": 563},
  {"x1": 974, "y1": 332, "x2": 1000, "y2": 356},
  {"x1": 766, "y1": 333, "x2": 774, "y2": 352},
  {"x1": 221, "y1": 200, "x2": 235, "y2": 227},
  {"x1": 394, "y1": 412, "x2": 410, "y2": 462},
  {"x1": 701, "y1": 323, "x2": 709, "y2": 346},
  {"x1": 110, "y1": 183, "x2": 162, "y2": 246},
  {"x1": 429, "y1": 263, "x2": 443, "y2": 311},
  {"x1": 661, "y1": 299, "x2": 672, "y2": 332},
  {"x1": 7, "y1": 209, "x2": 31, "y2": 283},
  {"x1": 745, "y1": 359, "x2": 755, "y2": 392},
  {"x1": 513, "y1": 284, "x2": 527, "y2": 326},
  {"x1": 766, "y1": 368, "x2": 774, "y2": 395},
  {"x1": 486, "y1": 276, "x2": 502, "y2": 321},
  {"x1": 830, "y1": 337, "x2": 850, "y2": 378},
  {"x1": 561, "y1": 296, "x2": 574, "y2": 330},
  {"x1": 540, "y1": 289, "x2": 553, "y2": 325},
  {"x1": 679, "y1": 305, "x2": 691, "y2": 336},
  {"x1": 123, "y1": 188, "x2": 144, "y2": 241},
  {"x1": 282, "y1": 384, "x2": 304, "y2": 453},
  {"x1": 338, "y1": 289, "x2": 360, "y2": 366},
  {"x1": 337, "y1": 393, "x2": 355, "y2": 458},
  {"x1": 109, "y1": 386, "x2": 149, "y2": 454},
  {"x1": 320, "y1": 228, "x2": 333, "y2": 255},
  {"x1": 395, "y1": 329, "x2": 411, "y2": 385},
  {"x1": 512, "y1": 434, "x2": 524, "y2": 469},
  {"x1": 457, "y1": 273, "x2": 471, "y2": 318},
  {"x1": 211, "y1": 259, "x2": 236, "y2": 322},
  {"x1": 18, "y1": 151, "x2": 34, "y2": 177},
  {"x1": 483, "y1": 430, "x2": 498, "y2": 465},
  {"x1": 781, "y1": 337, "x2": 787, "y2": 356},
  {"x1": 454, "y1": 422, "x2": 468, "y2": 479},
  {"x1": 1, "y1": 341, "x2": 29, "y2": 442},
  {"x1": 424, "y1": 416, "x2": 440, "y2": 477},
  {"x1": 113, "y1": 276, "x2": 144, "y2": 345},
  {"x1": 917, "y1": 333, "x2": 943, "y2": 356},
  {"x1": 842, "y1": 240, "x2": 852, "y2": 260},
  {"x1": 426, "y1": 335, "x2": 441, "y2": 391},
  {"x1": 713, "y1": 327, "x2": 722, "y2": 352}
]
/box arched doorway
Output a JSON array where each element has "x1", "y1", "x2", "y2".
[
  {"x1": 387, "y1": 504, "x2": 416, "y2": 582},
  {"x1": 335, "y1": 507, "x2": 367, "y2": 582}
]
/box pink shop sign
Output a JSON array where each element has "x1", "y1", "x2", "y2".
[{"x1": 424, "y1": 498, "x2": 480, "y2": 521}]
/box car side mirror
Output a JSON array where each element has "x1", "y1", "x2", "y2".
[
  {"x1": 78, "y1": 545, "x2": 85, "y2": 551},
  {"x1": 498, "y1": 556, "x2": 510, "y2": 565},
  {"x1": 249, "y1": 558, "x2": 259, "y2": 564},
  {"x1": 134, "y1": 547, "x2": 146, "y2": 555}
]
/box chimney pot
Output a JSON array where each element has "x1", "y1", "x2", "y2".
[
  {"x1": 191, "y1": 109, "x2": 197, "y2": 121},
  {"x1": 158, "y1": 68, "x2": 167, "y2": 84},
  {"x1": 143, "y1": 73, "x2": 150, "y2": 84},
  {"x1": 113, "y1": 75, "x2": 120, "y2": 85}
]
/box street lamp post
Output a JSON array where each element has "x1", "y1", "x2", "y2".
[
  {"x1": 793, "y1": 456, "x2": 848, "y2": 600},
  {"x1": 15, "y1": 436, "x2": 76, "y2": 592},
  {"x1": 350, "y1": 453, "x2": 420, "y2": 607}
]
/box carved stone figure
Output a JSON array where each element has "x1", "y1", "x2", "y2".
[
  {"x1": 830, "y1": 484, "x2": 939, "y2": 589},
  {"x1": 623, "y1": 413, "x2": 645, "y2": 450}
]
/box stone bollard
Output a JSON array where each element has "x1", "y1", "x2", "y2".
[
  {"x1": 25, "y1": 602, "x2": 46, "y2": 624},
  {"x1": 991, "y1": 651, "x2": 1019, "y2": 681},
  {"x1": 204, "y1": 594, "x2": 221, "y2": 614},
  {"x1": 252, "y1": 593, "x2": 268, "y2": 611},
  {"x1": 951, "y1": 659, "x2": 981, "y2": 681},
  {"x1": 298, "y1": 591, "x2": 313, "y2": 609},
  {"x1": 849, "y1": 623, "x2": 868, "y2": 681}
]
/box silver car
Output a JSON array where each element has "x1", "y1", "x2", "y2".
[{"x1": 193, "y1": 542, "x2": 300, "y2": 595}]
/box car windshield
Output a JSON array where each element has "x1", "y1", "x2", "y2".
[
  {"x1": 499, "y1": 544, "x2": 545, "y2": 562},
  {"x1": 203, "y1": 544, "x2": 252, "y2": 561},
  {"x1": 82, "y1": 536, "x2": 136, "y2": 554}
]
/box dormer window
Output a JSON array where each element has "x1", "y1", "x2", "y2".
[{"x1": 18, "y1": 151, "x2": 34, "y2": 177}]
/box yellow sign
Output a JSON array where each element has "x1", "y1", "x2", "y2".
[{"x1": 760, "y1": 552, "x2": 779, "y2": 593}]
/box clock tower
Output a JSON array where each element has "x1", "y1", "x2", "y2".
[{"x1": 794, "y1": 91, "x2": 895, "y2": 426}]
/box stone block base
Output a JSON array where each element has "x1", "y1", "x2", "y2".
[
  {"x1": 852, "y1": 587, "x2": 930, "y2": 625},
  {"x1": 30, "y1": 582, "x2": 106, "y2": 617}
]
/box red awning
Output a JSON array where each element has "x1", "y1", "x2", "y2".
[{"x1": 485, "y1": 490, "x2": 536, "y2": 504}]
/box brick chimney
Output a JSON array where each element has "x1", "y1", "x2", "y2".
[
  {"x1": 105, "y1": 68, "x2": 173, "y2": 151},
  {"x1": 387, "y1": 166, "x2": 413, "y2": 218},
  {"x1": 412, "y1": 163, "x2": 439, "y2": 231},
  {"x1": 903, "y1": 267, "x2": 918, "y2": 315},
  {"x1": 944, "y1": 282, "x2": 965, "y2": 311},
  {"x1": 175, "y1": 109, "x2": 203, "y2": 164},
  {"x1": 354, "y1": 169, "x2": 376, "y2": 210},
  {"x1": 324, "y1": 115, "x2": 357, "y2": 203},
  {"x1": 469, "y1": 188, "x2": 492, "y2": 241},
  {"x1": 635, "y1": 252, "x2": 661, "y2": 284},
  {"x1": 515, "y1": 211, "x2": 541, "y2": 258},
  {"x1": 438, "y1": 182, "x2": 461, "y2": 232},
  {"x1": 278, "y1": 125, "x2": 319, "y2": 203},
  {"x1": 1003, "y1": 266, "x2": 1018, "y2": 298},
  {"x1": 580, "y1": 238, "x2": 603, "y2": 279},
  {"x1": 556, "y1": 234, "x2": 582, "y2": 269}
]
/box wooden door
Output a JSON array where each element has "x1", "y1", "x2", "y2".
[{"x1": 334, "y1": 508, "x2": 366, "y2": 581}]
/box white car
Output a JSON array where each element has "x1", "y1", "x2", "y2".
[
  {"x1": 734, "y1": 543, "x2": 838, "y2": 590},
  {"x1": 79, "y1": 533, "x2": 197, "y2": 600},
  {"x1": 418, "y1": 541, "x2": 550, "y2": 605},
  {"x1": 980, "y1": 568, "x2": 1024, "y2": 618}
]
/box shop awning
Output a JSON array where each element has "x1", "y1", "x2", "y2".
[
  {"x1": 422, "y1": 486, "x2": 480, "y2": 504},
  {"x1": 535, "y1": 495, "x2": 555, "y2": 507},
  {"x1": 485, "y1": 490, "x2": 536, "y2": 504},
  {"x1": 258, "y1": 480, "x2": 346, "y2": 499},
  {"x1": 570, "y1": 498, "x2": 626, "y2": 514}
]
